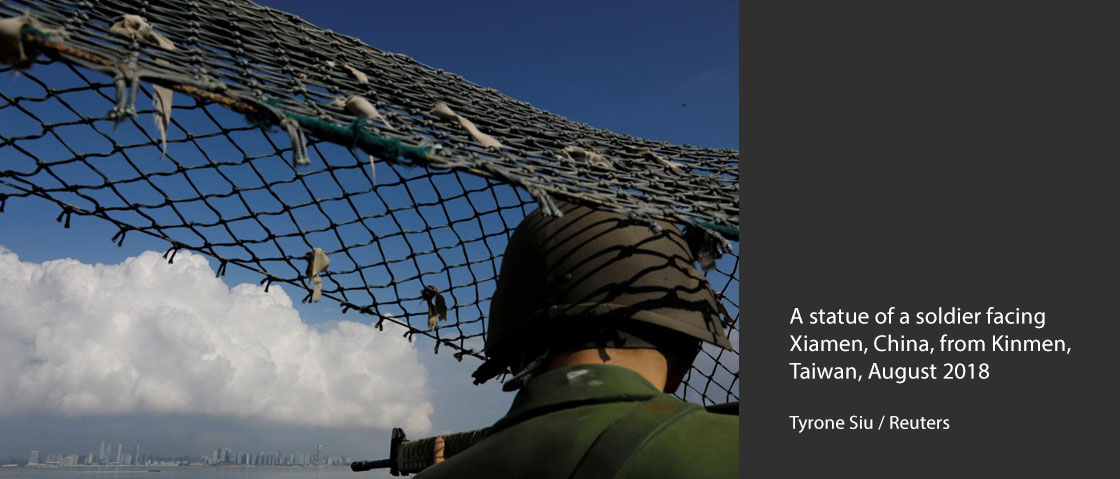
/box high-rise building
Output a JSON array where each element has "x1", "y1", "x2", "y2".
[
  {"x1": 116, "y1": 443, "x2": 122, "y2": 464},
  {"x1": 27, "y1": 450, "x2": 40, "y2": 465},
  {"x1": 99, "y1": 442, "x2": 106, "y2": 463},
  {"x1": 134, "y1": 444, "x2": 140, "y2": 465},
  {"x1": 86, "y1": 453, "x2": 94, "y2": 465},
  {"x1": 62, "y1": 455, "x2": 78, "y2": 467}
]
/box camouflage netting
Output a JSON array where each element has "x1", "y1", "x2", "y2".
[{"x1": 0, "y1": 0, "x2": 739, "y2": 405}]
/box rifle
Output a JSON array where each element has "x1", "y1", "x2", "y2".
[
  {"x1": 348, "y1": 401, "x2": 736, "y2": 476},
  {"x1": 350, "y1": 427, "x2": 491, "y2": 476}
]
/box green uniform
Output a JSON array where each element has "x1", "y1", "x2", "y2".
[{"x1": 417, "y1": 364, "x2": 739, "y2": 479}]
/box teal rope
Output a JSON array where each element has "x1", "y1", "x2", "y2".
[
  {"x1": 247, "y1": 99, "x2": 431, "y2": 165},
  {"x1": 689, "y1": 217, "x2": 739, "y2": 239},
  {"x1": 21, "y1": 24, "x2": 53, "y2": 40},
  {"x1": 21, "y1": 26, "x2": 429, "y2": 166}
]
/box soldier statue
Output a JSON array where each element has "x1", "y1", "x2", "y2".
[{"x1": 416, "y1": 200, "x2": 738, "y2": 479}]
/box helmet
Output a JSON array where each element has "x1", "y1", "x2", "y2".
[{"x1": 475, "y1": 201, "x2": 733, "y2": 383}]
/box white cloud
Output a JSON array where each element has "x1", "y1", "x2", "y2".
[{"x1": 0, "y1": 247, "x2": 433, "y2": 434}]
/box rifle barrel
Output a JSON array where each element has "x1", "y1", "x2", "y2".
[{"x1": 350, "y1": 459, "x2": 392, "y2": 472}]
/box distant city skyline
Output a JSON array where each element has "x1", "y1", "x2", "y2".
[{"x1": 17, "y1": 439, "x2": 349, "y2": 467}]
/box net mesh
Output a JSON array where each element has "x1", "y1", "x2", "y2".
[{"x1": 0, "y1": 0, "x2": 739, "y2": 406}]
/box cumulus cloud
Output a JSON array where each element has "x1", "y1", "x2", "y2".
[{"x1": 0, "y1": 247, "x2": 433, "y2": 434}]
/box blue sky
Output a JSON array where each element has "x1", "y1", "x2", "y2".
[
  {"x1": 0, "y1": 0, "x2": 738, "y2": 461},
  {"x1": 257, "y1": 0, "x2": 740, "y2": 149}
]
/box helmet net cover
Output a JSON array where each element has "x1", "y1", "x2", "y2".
[{"x1": 484, "y1": 201, "x2": 733, "y2": 368}]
